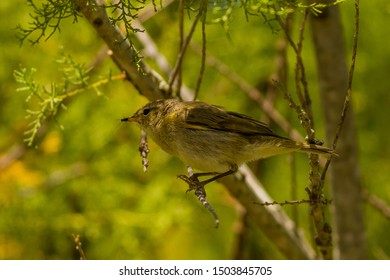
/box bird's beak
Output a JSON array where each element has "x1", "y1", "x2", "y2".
[{"x1": 121, "y1": 115, "x2": 139, "y2": 123}]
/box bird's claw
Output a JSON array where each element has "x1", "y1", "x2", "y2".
[{"x1": 177, "y1": 174, "x2": 205, "y2": 194}]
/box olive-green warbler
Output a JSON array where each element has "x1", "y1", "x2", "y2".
[{"x1": 122, "y1": 99, "x2": 333, "y2": 187}]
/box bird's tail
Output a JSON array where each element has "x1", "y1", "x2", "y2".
[
  {"x1": 297, "y1": 142, "x2": 336, "y2": 156},
  {"x1": 274, "y1": 138, "x2": 336, "y2": 156}
]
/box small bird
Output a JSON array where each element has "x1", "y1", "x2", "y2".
[{"x1": 122, "y1": 99, "x2": 334, "y2": 188}]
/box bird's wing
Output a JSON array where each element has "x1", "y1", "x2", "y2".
[{"x1": 183, "y1": 102, "x2": 276, "y2": 136}]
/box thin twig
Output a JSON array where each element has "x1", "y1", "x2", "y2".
[
  {"x1": 168, "y1": 9, "x2": 202, "y2": 94},
  {"x1": 274, "y1": 80, "x2": 314, "y2": 140},
  {"x1": 193, "y1": 2, "x2": 207, "y2": 100},
  {"x1": 294, "y1": 13, "x2": 309, "y2": 118},
  {"x1": 296, "y1": 9, "x2": 313, "y2": 124},
  {"x1": 279, "y1": 8, "x2": 333, "y2": 259},
  {"x1": 133, "y1": 20, "x2": 195, "y2": 101},
  {"x1": 277, "y1": 11, "x2": 313, "y2": 131},
  {"x1": 255, "y1": 198, "x2": 332, "y2": 206},
  {"x1": 72, "y1": 234, "x2": 87, "y2": 260},
  {"x1": 137, "y1": 0, "x2": 176, "y2": 22},
  {"x1": 176, "y1": 0, "x2": 185, "y2": 97},
  {"x1": 56, "y1": 73, "x2": 126, "y2": 100},
  {"x1": 221, "y1": 165, "x2": 316, "y2": 259},
  {"x1": 320, "y1": 0, "x2": 360, "y2": 181}
]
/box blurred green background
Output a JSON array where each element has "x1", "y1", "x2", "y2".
[{"x1": 0, "y1": 0, "x2": 389, "y2": 259}]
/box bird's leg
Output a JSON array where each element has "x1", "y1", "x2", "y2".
[
  {"x1": 194, "y1": 164, "x2": 238, "y2": 186},
  {"x1": 178, "y1": 172, "x2": 219, "y2": 193},
  {"x1": 178, "y1": 164, "x2": 238, "y2": 192},
  {"x1": 178, "y1": 166, "x2": 227, "y2": 228}
]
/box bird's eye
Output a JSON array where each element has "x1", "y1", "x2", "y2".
[{"x1": 143, "y1": 108, "x2": 150, "y2": 116}]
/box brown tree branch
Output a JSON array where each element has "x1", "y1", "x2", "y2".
[
  {"x1": 132, "y1": 20, "x2": 194, "y2": 101},
  {"x1": 220, "y1": 165, "x2": 316, "y2": 259},
  {"x1": 362, "y1": 191, "x2": 390, "y2": 220},
  {"x1": 76, "y1": 0, "x2": 167, "y2": 101}
]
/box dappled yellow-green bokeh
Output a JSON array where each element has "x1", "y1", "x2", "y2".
[{"x1": 0, "y1": 0, "x2": 389, "y2": 260}]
